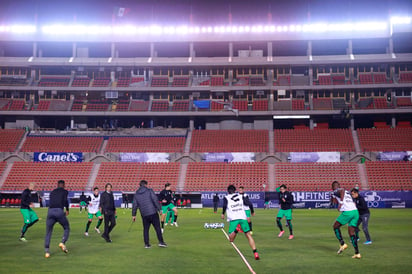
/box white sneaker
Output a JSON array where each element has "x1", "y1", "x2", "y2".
[
  {"x1": 84, "y1": 232, "x2": 89, "y2": 236},
  {"x1": 94, "y1": 227, "x2": 100, "y2": 234},
  {"x1": 161, "y1": 228, "x2": 164, "y2": 234},
  {"x1": 173, "y1": 222, "x2": 178, "y2": 227},
  {"x1": 165, "y1": 223, "x2": 168, "y2": 226}
]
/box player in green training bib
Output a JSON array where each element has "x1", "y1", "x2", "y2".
[{"x1": 84, "y1": 187, "x2": 103, "y2": 236}]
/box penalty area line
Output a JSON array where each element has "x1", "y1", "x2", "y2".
[{"x1": 221, "y1": 228, "x2": 256, "y2": 274}]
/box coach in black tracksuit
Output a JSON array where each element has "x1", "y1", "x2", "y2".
[
  {"x1": 100, "y1": 183, "x2": 116, "y2": 242},
  {"x1": 351, "y1": 188, "x2": 372, "y2": 244},
  {"x1": 132, "y1": 180, "x2": 167, "y2": 248},
  {"x1": 44, "y1": 180, "x2": 70, "y2": 254}
]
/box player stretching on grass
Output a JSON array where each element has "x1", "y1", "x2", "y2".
[
  {"x1": 276, "y1": 184, "x2": 294, "y2": 240},
  {"x1": 221, "y1": 185, "x2": 259, "y2": 260},
  {"x1": 159, "y1": 183, "x2": 178, "y2": 233},
  {"x1": 19, "y1": 182, "x2": 39, "y2": 242},
  {"x1": 331, "y1": 181, "x2": 361, "y2": 259},
  {"x1": 238, "y1": 186, "x2": 255, "y2": 234},
  {"x1": 84, "y1": 187, "x2": 103, "y2": 236}
]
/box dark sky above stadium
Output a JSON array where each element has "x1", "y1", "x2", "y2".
[{"x1": 0, "y1": 0, "x2": 411, "y2": 25}]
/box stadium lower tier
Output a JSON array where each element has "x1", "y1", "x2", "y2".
[{"x1": 1, "y1": 161, "x2": 411, "y2": 192}]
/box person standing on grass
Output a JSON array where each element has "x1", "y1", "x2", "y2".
[
  {"x1": 221, "y1": 185, "x2": 259, "y2": 260},
  {"x1": 213, "y1": 193, "x2": 219, "y2": 213},
  {"x1": 238, "y1": 186, "x2": 255, "y2": 234},
  {"x1": 132, "y1": 180, "x2": 167, "y2": 248},
  {"x1": 84, "y1": 187, "x2": 103, "y2": 237},
  {"x1": 331, "y1": 181, "x2": 361, "y2": 259},
  {"x1": 99, "y1": 183, "x2": 116, "y2": 243},
  {"x1": 19, "y1": 182, "x2": 39, "y2": 242},
  {"x1": 159, "y1": 183, "x2": 178, "y2": 233},
  {"x1": 44, "y1": 180, "x2": 70, "y2": 258},
  {"x1": 276, "y1": 184, "x2": 294, "y2": 240},
  {"x1": 165, "y1": 207, "x2": 175, "y2": 226},
  {"x1": 351, "y1": 188, "x2": 372, "y2": 245},
  {"x1": 79, "y1": 191, "x2": 88, "y2": 213}
]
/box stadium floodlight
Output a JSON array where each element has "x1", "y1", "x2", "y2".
[
  {"x1": 269, "y1": 25, "x2": 276, "y2": 32},
  {"x1": 163, "y1": 26, "x2": 176, "y2": 35},
  {"x1": 1, "y1": 24, "x2": 37, "y2": 34},
  {"x1": 282, "y1": 25, "x2": 288, "y2": 32},
  {"x1": 390, "y1": 16, "x2": 411, "y2": 25},
  {"x1": 355, "y1": 22, "x2": 387, "y2": 32},
  {"x1": 273, "y1": 115, "x2": 310, "y2": 119},
  {"x1": 150, "y1": 25, "x2": 163, "y2": 35},
  {"x1": 244, "y1": 26, "x2": 250, "y2": 32}
]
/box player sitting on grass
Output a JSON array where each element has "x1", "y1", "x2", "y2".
[
  {"x1": 331, "y1": 181, "x2": 361, "y2": 259},
  {"x1": 276, "y1": 184, "x2": 294, "y2": 240},
  {"x1": 84, "y1": 187, "x2": 103, "y2": 236},
  {"x1": 221, "y1": 185, "x2": 259, "y2": 260}
]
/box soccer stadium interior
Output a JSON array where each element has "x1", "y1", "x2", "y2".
[{"x1": 0, "y1": 0, "x2": 412, "y2": 206}]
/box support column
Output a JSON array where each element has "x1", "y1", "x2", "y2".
[
  {"x1": 33, "y1": 42, "x2": 37, "y2": 57},
  {"x1": 392, "y1": 116, "x2": 396, "y2": 128},
  {"x1": 309, "y1": 119, "x2": 314, "y2": 129},
  {"x1": 111, "y1": 42, "x2": 115, "y2": 58},
  {"x1": 388, "y1": 38, "x2": 394, "y2": 54},
  {"x1": 267, "y1": 42, "x2": 272, "y2": 57},
  {"x1": 72, "y1": 42, "x2": 77, "y2": 57},
  {"x1": 150, "y1": 43, "x2": 155, "y2": 58},
  {"x1": 70, "y1": 118, "x2": 74, "y2": 129},
  {"x1": 229, "y1": 42, "x2": 233, "y2": 59},
  {"x1": 189, "y1": 42, "x2": 195, "y2": 58},
  {"x1": 307, "y1": 41, "x2": 312, "y2": 56},
  {"x1": 347, "y1": 40, "x2": 353, "y2": 55},
  {"x1": 350, "y1": 118, "x2": 355, "y2": 130},
  {"x1": 189, "y1": 119, "x2": 194, "y2": 130}
]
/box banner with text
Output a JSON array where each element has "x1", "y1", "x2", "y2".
[
  {"x1": 201, "y1": 191, "x2": 264, "y2": 208},
  {"x1": 200, "y1": 191, "x2": 412, "y2": 209},
  {"x1": 203, "y1": 152, "x2": 255, "y2": 162},
  {"x1": 120, "y1": 153, "x2": 169, "y2": 162},
  {"x1": 290, "y1": 152, "x2": 340, "y2": 163},
  {"x1": 34, "y1": 152, "x2": 83, "y2": 162},
  {"x1": 378, "y1": 151, "x2": 412, "y2": 161}
]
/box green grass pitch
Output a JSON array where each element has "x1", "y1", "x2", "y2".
[{"x1": 0, "y1": 208, "x2": 411, "y2": 273}]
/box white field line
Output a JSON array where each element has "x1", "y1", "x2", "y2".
[{"x1": 221, "y1": 228, "x2": 256, "y2": 274}]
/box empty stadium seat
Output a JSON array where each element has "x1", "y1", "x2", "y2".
[
  {"x1": 21, "y1": 136, "x2": 103, "y2": 153},
  {"x1": 185, "y1": 162, "x2": 268, "y2": 192},
  {"x1": 106, "y1": 136, "x2": 185, "y2": 153},
  {"x1": 0, "y1": 129, "x2": 25, "y2": 152},
  {"x1": 274, "y1": 128, "x2": 354, "y2": 152},
  {"x1": 2, "y1": 162, "x2": 93, "y2": 191},
  {"x1": 95, "y1": 162, "x2": 180, "y2": 192},
  {"x1": 275, "y1": 162, "x2": 360, "y2": 191},
  {"x1": 190, "y1": 130, "x2": 269, "y2": 152},
  {"x1": 357, "y1": 128, "x2": 412, "y2": 152},
  {"x1": 365, "y1": 162, "x2": 412, "y2": 190}
]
